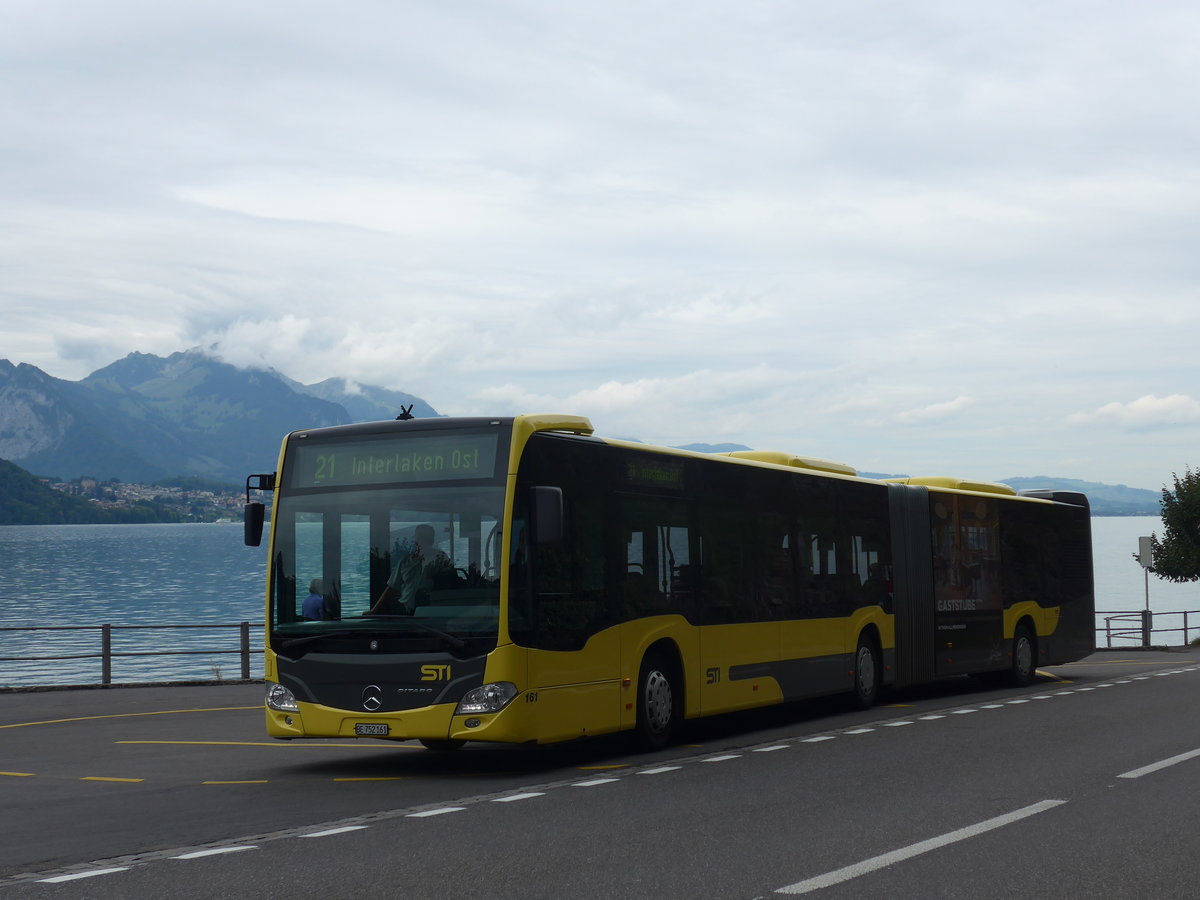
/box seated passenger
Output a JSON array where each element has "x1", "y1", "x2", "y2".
[{"x1": 301, "y1": 579, "x2": 325, "y2": 620}]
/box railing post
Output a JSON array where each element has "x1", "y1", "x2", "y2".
[
  {"x1": 240, "y1": 622, "x2": 251, "y2": 680},
  {"x1": 101, "y1": 624, "x2": 112, "y2": 685}
]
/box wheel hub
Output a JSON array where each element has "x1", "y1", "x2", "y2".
[
  {"x1": 857, "y1": 647, "x2": 875, "y2": 696},
  {"x1": 643, "y1": 669, "x2": 673, "y2": 733}
]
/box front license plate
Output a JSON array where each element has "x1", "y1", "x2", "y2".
[{"x1": 355, "y1": 723, "x2": 389, "y2": 736}]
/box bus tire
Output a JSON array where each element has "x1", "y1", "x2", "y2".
[
  {"x1": 1011, "y1": 624, "x2": 1038, "y2": 686},
  {"x1": 419, "y1": 738, "x2": 466, "y2": 751},
  {"x1": 852, "y1": 634, "x2": 881, "y2": 710},
  {"x1": 634, "y1": 651, "x2": 679, "y2": 752}
]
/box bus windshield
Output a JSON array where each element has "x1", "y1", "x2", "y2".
[{"x1": 269, "y1": 483, "x2": 505, "y2": 649}]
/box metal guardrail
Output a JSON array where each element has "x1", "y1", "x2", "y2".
[
  {"x1": 1, "y1": 613, "x2": 1196, "y2": 688},
  {"x1": 1098, "y1": 609, "x2": 1200, "y2": 648},
  {"x1": 0, "y1": 622, "x2": 264, "y2": 686}
]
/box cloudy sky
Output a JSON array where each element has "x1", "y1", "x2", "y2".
[{"x1": 3, "y1": 1, "x2": 1198, "y2": 490}]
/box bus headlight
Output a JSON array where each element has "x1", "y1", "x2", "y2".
[
  {"x1": 455, "y1": 682, "x2": 518, "y2": 715},
  {"x1": 266, "y1": 682, "x2": 300, "y2": 712}
]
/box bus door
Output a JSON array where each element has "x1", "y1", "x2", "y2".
[
  {"x1": 695, "y1": 503, "x2": 781, "y2": 714},
  {"x1": 515, "y1": 508, "x2": 622, "y2": 743},
  {"x1": 774, "y1": 475, "x2": 847, "y2": 701},
  {"x1": 614, "y1": 495, "x2": 702, "y2": 718}
]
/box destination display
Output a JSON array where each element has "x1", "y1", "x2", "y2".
[
  {"x1": 624, "y1": 456, "x2": 685, "y2": 491},
  {"x1": 289, "y1": 433, "x2": 500, "y2": 488}
]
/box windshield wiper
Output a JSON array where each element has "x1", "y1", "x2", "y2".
[
  {"x1": 277, "y1": 617, "x2": 469, "y2": 654},
  {"x1": 279, "y1": 622, "x2": 467, "y2": 652},
  {"x1": 278, "y1": 629, "x2": 363, "y2": 651},
  {"x1": 353, "y1": 615, "x2": 466, "y2": 649}
]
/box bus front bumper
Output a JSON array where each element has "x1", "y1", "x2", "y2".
[{"x1": 264, "y1": 684, "x2": 538, "y2": 744}]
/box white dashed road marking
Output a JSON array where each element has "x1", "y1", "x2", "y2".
[
  {"x1": 774, "y1": 800, "x2": 1068, "y2": 895},
  {"x1": 172, "y1": 847, "x2": 256, "y2": 860},
  {"x1": 302, "y1": 826, "x2": 370, "y2": 837},
  {"x1": 38, "y1": 868, "x2": 129, "y2": 883},
  {"x1": 1118, "y1": 747, "x2": 1200, "y2": 780}
]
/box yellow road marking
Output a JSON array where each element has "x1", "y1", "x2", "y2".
[
  {"x1": 0, "y1": 707, "x2": 261, "y2": 730},
  {"x1": 1036, "y1": 669, "x2": 1072, "y2": 683},
  {"x1": 333, "y1": 776, "x2": 411, "y2": 782},
  {"x1": 1, "y1": 771, "x2": 35, "y2": 777},
  {"x1": 116, "y1": 740, "x2": 420, "y2": 749},
  {"x1": 81, "y1": 776, "x2": 144, "y2": 783},
  {"x1": 202, "y1": 780, "x2": 269, "y2": 785},
  {"x1": 578, "y1": 764, "x2": 628, "y2": 770}
]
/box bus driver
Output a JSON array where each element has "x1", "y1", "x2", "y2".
[{"x1": 368, "y1": 524, "x2": 453, "y2": 615}]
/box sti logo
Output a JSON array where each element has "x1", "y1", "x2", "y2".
[{"x1": 420, "y1": 664, "x2": 452, "y2": 682}]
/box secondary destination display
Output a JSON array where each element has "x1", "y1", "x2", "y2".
[{"x1": 289, "y1": 432, "x2": 500, "y2": 488}]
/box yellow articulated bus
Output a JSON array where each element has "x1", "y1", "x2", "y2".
[{"x1": 244, "y1": 414, "x2": 1094, "y2": 751}]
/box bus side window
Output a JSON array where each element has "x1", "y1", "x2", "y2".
[
  {"x1": 838, "y1": 481, "x2": 892, "y2": 613},
  {"x1": 623, "y1": 528, "x2": 652, "y2": 618},
  {"x1": 792, "y1": 476, "x2": 841, "y2": 619},
  {"x1": 759, "y1": 517, "x2": 797, "y2": 619},
  {"x1": 615, "y1": 495, "x2": 693, "y2": 622},
  {"x1": 808, "y1": 534, "x2": 837, "y2": 616},
  {"x1": 697, "y1": 503, "x2": 756, "y2": 623}
]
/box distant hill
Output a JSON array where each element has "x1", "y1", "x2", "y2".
[
  {"x1": 1000, "y1": 476, "x2": 1160, "y2": 516},
  {"x1": 0, "y1": 351, "x2": 440, "y2": 484},
  {"x1": 675, "y1": 442, "x2": 753, "y2": 454}
]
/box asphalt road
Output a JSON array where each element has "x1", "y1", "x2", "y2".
[{"x1": 2, "y1": 650, "x2": 1199, "y2": 898}]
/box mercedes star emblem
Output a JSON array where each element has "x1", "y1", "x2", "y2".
[{"x1": 361, "y1": 684, "x2": 383, "y2": 712}]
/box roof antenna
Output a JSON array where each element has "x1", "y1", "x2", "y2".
[{"x1": 396, "y1": 404, "x2": 415, "y2": 421}]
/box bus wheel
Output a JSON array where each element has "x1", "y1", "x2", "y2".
[
  {"x1": 1012, "y1": 625, "x2": 1038, "y2": 686},
  {"x1": 635, "y1": 652, "x2": 678, "y2": 752},
  {"x1": 852, "y1": 635, "x2": 880, "y2": 710},
  {"x1": 419, "y1": 738, "x2": 466, "y2": 751}
]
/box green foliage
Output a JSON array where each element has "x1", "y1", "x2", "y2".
[{"x1": 1150, "y1": 467, "x2": 1200, "y2": 583}]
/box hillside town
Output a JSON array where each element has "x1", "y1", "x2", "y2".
[{"x1": 46, "y1": 478, "x2": 246, "y2": 522}]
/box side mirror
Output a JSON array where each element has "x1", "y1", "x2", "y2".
[
  {"x1": 243, "y1": 472, "x2": 275, "y2": 547},
  {"x1": 531, "y1": 486, "x2": 564, "y2": 545},
  {"x1": 244, "y1": 502, "x2": 266, "y2": 547}
]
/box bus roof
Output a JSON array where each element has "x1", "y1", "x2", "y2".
[
  {"x1": 884, "y1": 476, "x2": 1017, "y2": 496},
  {"x1": 718, "y1": 449, "x2": 857, "y2": 477}
]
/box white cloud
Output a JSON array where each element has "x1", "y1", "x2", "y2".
[
  {"x1": 1067, "y1": 395, "x2": 1200, "y2": 429},
  {"x1": 892, "y1": 396, "x2": 975, "y2": 426},
  {"x1": 4, "y1": 1, "x2": 1200, "y2": 489}
]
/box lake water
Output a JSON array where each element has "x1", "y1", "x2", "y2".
[
  {"x1": 1, "y1": 517, "x2": 1196, "y2": 687},
  {"x1": 0, "y1": 523, "x2": 268, "y2": 687}
]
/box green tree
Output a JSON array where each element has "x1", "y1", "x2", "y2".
[{"x1": 1150, "y1": 468, "x2": 1200, "y2": 582}]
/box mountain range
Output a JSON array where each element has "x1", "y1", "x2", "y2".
[
  {"x1": 0, "y1": 350, "x2": 436, "y2": 485},
  {"x1": 0, "y1": 350, "x2": 1165, "y2": 516}
]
